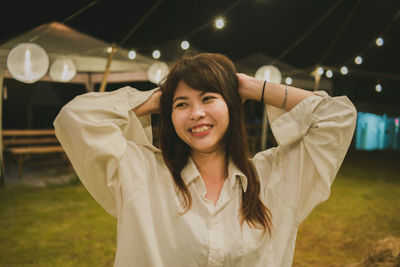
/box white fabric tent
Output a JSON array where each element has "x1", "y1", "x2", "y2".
[
  {"x1": 0, "y1": 22, "x2": 157, "y2": 91},
  {"x1": 0, "y1": 22, "x2": 157, "y2": 183}
]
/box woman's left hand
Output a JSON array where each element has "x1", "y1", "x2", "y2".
[{"x1": 237, "y1": 73, "x2": 264, "y2": 103}]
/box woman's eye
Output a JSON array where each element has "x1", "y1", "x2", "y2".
[{"x1": 174, "y1": 102, "x2": 187, "y2": 108}]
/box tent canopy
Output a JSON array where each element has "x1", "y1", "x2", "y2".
[{"x1": 0, "y1": 22, "x2": 157, "y2": 88}]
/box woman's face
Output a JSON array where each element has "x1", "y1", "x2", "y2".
[{"x1": 171, "y1": 81, "x2": 229, "y2": 154}]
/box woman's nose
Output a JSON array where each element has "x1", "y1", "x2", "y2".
[{"x1": 190, "y1": 105, "x2": 206, "y2": 120}]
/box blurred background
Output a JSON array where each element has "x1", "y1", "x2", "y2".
[{"x1": 0, "y1": 0, "x2": 399, "y2": 266}]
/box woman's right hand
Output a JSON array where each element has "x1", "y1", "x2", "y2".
[{"x1": 133, "y1": 89, "x2": 162, "y2": 116}]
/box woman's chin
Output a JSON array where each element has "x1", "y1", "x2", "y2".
[{"x1": 190, "y1": 143, "x2": 225, "y2": 155}]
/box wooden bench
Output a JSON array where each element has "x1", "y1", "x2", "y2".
[{"x1": 2, "y1": 129, "x2": 64, "y2": 179}]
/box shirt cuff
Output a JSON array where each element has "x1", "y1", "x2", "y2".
[{"x1": 267, "y1": 91, "x2": 328, "y2": 147}]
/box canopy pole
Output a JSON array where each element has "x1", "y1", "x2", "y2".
[
  {"x1": 260, "y1": 104, "x2": 269, "y2": 151},
  {"x1": 313, "y1": 69, "x2": 321, "y2": 91},
  {"x1": 99, "y1": 44, "x2": 117, "y2": 92},
  {"x1": 0, "y1": 59, "x2": 5, "y2": 186}
]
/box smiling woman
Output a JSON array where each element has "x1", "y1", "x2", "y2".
[
  {"x1": 54, "y1": 53, "x2": 357, "y2": 266},
  {"x1": 158, "y1": 54, "x2": 272, "y2": 232}
]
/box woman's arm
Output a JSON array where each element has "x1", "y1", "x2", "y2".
[
  {"x1": 237, "y1": 73, "x2": 315, "y2": 111},
  {"x1": 54, "y1": 87, "x2": 158, "y2": 217},
  {"x1": 250, "y1": 88, "x2": 357, "y2": 223}
]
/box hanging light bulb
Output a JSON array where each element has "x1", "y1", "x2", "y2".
[
  {"x1": 355, "y1": 56, "x2": 363, "y2": 65},
  {"x1": 181, "y1": 40, "x2": 190, "y2": 50},
  {"x1": 376, "y1": 37, "x2": 384, "y2": 47},
  {"x1": 107, "y1": 46, "x2": 113, "y2": 53},
  {"x1": 215, "y1": 18, "x2": 225, "y2": 29},
  {"x1": 24, "y1": 48, "x2": 32, "y2": 78},
  {"x1": 326, "y1": 70, "x2": 333, "y2": 78},
  {"x1": 152, "y1": 50, "x2": 161, "y2": 59},
  {"x1": 317, "y1": 67, "x2": 324, "y2": 75},
  {"x1": 285, "y1": 77, "x2": 292, "y2": 85},
  {"x1": 375, "y1": 83, "x2": 382, "y2": 92},
  {"x1": 340, "y1": 66, "x2": 349, "y2": 75},
  {"x1": 128, "y1": 50, "x2": 136, "y2": 59}
]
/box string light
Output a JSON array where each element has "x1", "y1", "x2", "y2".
[
  {"x1": 375, "y1": 83, "x2": 382, "y2": 92},
  {"x1": 318, "y1": 11, "x2": 398, "y2": 81},
  {"x1": 124, "y1": 7, "x2": 391, "y2": 88},
  {"x1": 107, "y1": 46, "x2": 113, "y2": 53},
  {"x1": 181, "y1": 40, "x2": 190, "y2": 50},
  {"x1": 128, "y1": 50, "x2": 136, "y2": 59},
  {"x1": 376, "y1": 37, "x2": 384, "y2": 46},
  {"x1": 326, "y1": 70, "x2": 333, "y2": 78},
  {"x1": 355, "y1": 56, "x2": 363, "y2": 64},
  {"x1": 340, "y1": 66, "x2": 349, "y2": 75},
  {"x1": 215, "y1": 18, "x2": 225, "y2": 29},
  {"x1": 152, "y1": 50, "x2": 161, "y2": 59}
]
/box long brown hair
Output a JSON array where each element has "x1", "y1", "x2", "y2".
[{"x1": 159, "y1": 53, "x2": 272, "y2": 235}]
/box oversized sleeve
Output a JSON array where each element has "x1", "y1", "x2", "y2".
[
  {"x1": 53, "y1": 86, "x2": 159, "y2": 217},
  {"x1": 253, "y1": 91, "x2": 357, "y2": 224}
]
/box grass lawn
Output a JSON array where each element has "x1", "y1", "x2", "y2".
[
  {"x1": 293, "y1": 150, "x2": 400, "y2": 266},
  {"x1": 0, "y1": 181, "x2": 116, "y2": 266},
  {"x1": 0, "y1": 150, "x2": 399, "y2": 266}
]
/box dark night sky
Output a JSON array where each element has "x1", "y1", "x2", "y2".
[{"x1": 1, "y1": 0, "x2": 399, "y2": 115}]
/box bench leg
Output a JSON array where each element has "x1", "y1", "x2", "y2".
[
  {"x1": 17, "y1": 154, "x2": 28, "y2": 180},
  {"x1": 4, "y1": 152, "x2": 15, "y2": 176}
]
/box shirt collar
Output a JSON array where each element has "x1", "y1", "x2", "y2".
[
  {"x1": 227, "y1": 160, "x2": 248, "y2": 193},
  {"x1": 181, "y1": 157, "x2": 248, "y2": 193},
  {"x1": 181, "y1": 157, "x2": 201, "y2": 186}
]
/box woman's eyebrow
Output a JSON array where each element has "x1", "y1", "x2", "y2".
[{"x1": 172, "y1": 91, "x2": 208, "y2": 104}]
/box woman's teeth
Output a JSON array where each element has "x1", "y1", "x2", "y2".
[{"x1": 191, "y1": 125, "x2": 211, "y2": 133}]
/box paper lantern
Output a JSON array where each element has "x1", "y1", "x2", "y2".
[
  {"x1": 7, "y1": 43, "x2": 49, "y2": 83},
  {"x1": 255, "y1": 65, "x2": 282, "y2": 84},
  {"x1": 147, "y1": 61, "x2": 169, "y2": 84},
  {"x1": 49, "y1": 57, "x2": 77, "y2": 82}
]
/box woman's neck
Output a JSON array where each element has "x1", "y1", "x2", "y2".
[{"x1": 191, "y1": 149, "x2": 228, "y2": 184}]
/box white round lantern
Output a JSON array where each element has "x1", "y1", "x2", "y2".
[
  {"x1": 255, "y1": 65, "x2": 282, "y2": 84},
  {"x1": 49, "y1": 57, "x2": 77, "y2": 82},
  {"x1": 7, "y1": 43, "x2": 49, "y2": 83},
  {"x1": 147, "y1": 61, "x2": 169, "y2": 84}
]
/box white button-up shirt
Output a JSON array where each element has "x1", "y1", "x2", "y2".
[{"x1": 54, "y1": 86, "x2": 357, "y2": 266}]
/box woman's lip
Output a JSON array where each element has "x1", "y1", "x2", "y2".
[
  {"x1": 188, "y1": 124, "x2": 213, "y2": 136},
  {"x1": 188, "y1": 124, "x2": 213, "y2": 131},
  {"x1": 190, "y1": 128, "x2": 212, "y2": 137}
]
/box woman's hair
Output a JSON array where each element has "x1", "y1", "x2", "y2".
[{"x1": 159, "y1": 53, "x2": 272, "y2": 235}]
